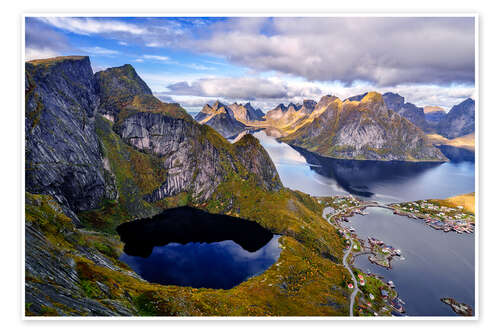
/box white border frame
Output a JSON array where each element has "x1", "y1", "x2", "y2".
[{"x1": 20, "y1": 13, "x2": 479, "y2": 321}]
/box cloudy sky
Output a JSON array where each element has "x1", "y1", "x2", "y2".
[{"x1": 25, "y1": 16, "x2": 475, "y2": 112}]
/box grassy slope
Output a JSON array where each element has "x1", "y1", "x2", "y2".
[
  {"x1": 432, "y1": 192, "x2": 476, "y2": 215},
  {"x1": 28, "y1": 182, "x2": 353, "y2": 316},
  {"x1": 427, "y1": 133, "x2": 475, "y2": 151}
]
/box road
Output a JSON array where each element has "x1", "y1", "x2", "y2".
[
  {"x1": 323, "y1": 207, "x2": 359, "y2": 317},
  {"x1": 343, "y1": 234, "x2": 359, "y2": 316}
]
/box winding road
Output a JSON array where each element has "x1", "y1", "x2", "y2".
[
  {"x1": 323, "y1": 207, "x2": 359, "y2": 316},
  {"x1": 343, "y1": 234, "x2": 359, "y2": 316}
]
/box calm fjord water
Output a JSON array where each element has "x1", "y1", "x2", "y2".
[{"x1": 254, "y1": 130, "x2": 475, "y2": 316}]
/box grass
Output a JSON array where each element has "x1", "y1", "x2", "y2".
[
  {"x1": 427, "y1": 133, "x2": 475, "y2": 151},
  {"x1": 433, "y1": 192, "x2": 475, "y2": 215}
]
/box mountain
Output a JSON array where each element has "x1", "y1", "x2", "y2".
[
  {"x1": 228, "y1": 102, "x2": 265, "y2": 122},
  {"x1": 25, "y1": 57, "x2": 357, "y2": 317},
  {"x1": 436, "y1": 98, "x2": 475, "y2": 139},
  {"x1": 281, "y1": 92, "x2": 447, "y2": 161},
  {"x1": 424, "y1": 106, "x2": 446, "y2": 125},
  {"x1": 264, "y1": 100, "x2": 316, "y2": 130},
  {"x1": 25, "y1": 56, "x2": 114, "y2": 222},
  {"x1": 26, "y1": 57, "x2": 282, "y2": 225},
  {"x1": 194, "y1": 101, "x2": 247, "y2": 138},
  {"x1": 381, "y1": 92, "x2": 431, "y2": 132}
]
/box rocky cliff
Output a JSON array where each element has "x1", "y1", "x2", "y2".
[
  {"x1": 228, "y1": 102, "x2": 265, "y2": 122},
  {"x1": 26, "y1": 56, "x2": 283, "y2": 226},
  {"x1": 436, "y1": 98, "x2": 475, "y2": 139},
  {"x1": 382, "y1": 92, "x2": 431, "y2": 132},
  {"x1": 194, "y1": 101, "x2": 247, "y2": 138},
  {"x1": 281, "y1": 92, "x2": 447, "y2": 161},
  {"x1": 25, "y1": 56, "x2": 115, "y2": 222}
]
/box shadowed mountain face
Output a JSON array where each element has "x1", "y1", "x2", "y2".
[
  {"x1": 381, "y1": 92, "x2": 432, "y2": 132},
  {"x1": 116, "y1": 206, "x2": 274, "y2": 257},
  {"x1": 424, "y1": 106, "x2": 447, "y2": 125}
]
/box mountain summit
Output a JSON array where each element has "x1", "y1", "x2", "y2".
[{"x1": 281, "y1": 92, "x2": 447, "y2": 162}]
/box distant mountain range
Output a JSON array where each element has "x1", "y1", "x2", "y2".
[
  {"x1": 194, "y1": 91, "x2": 475, "y2": 161},
  {"x1": 281, "y1": 92, "x2": 446, "y2": 161}
]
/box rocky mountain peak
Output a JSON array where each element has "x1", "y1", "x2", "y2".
[
  {"x1": 382, "y1": 92, "x2": 405, "y2": 112},
  {"x1": 95, "y1": 64, "x2": 152, "y2": 117}
]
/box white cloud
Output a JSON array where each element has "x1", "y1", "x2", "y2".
[
  {"x1": 25, "y1": 47, "x2": 59, "y2": 61},
  {"x1": 38, "y1": 17, "x2": 146, "y2": 35},
  {"x1": 80, "y1": 46, "x2": 119, "y2": 56},
  {"x1": 142, "y1": 54, "x2": 173, "y2": 63}
]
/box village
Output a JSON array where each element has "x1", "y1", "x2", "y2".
[
  {"x1": 322, "y1": 195, "x2": 406, "y2": 316},
  {"x1": 389, "y1": 200, "x2": 475, "y2": 234}
]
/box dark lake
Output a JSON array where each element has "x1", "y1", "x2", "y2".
[
  {"x1": 117, "y1": 207, "x2": 281, "y2": 289},
  {"x1": 253, "y1": 130, "x2": 475, "y2": 316}
]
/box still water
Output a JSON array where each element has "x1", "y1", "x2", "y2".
[
  {"x1": 345, "y1": 207, "x2": 474, "y2": 316},
  {"x1": 253, "y1": 131, "x2": 475, "y2": 203},
  {"x1": 253, "y1": 130, "x2": 475, "y2": 316},
  {"x1": 117, "y1": 207, "x2": 281, "y2": 289}
]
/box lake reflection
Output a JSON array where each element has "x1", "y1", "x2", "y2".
[
  {"x1": 117, "y1": 207, "x2": 281, "y2": 289},
  {"x1": 253, "y1": 131, "x2": 475, "y2": 203}
]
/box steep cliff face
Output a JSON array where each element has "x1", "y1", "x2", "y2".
[
  {"x1": 436, "y1": 98, "x2": 475, "y2": 139},
  {"x1": 25, "y1": 56, "x2": 283, "y2": 227},
  {"x1": 281, "y1": 92, "x2": 447, "y2": 161},
  {"x1": 93, "y1": 67, "x2": 281, "y2": 207},
  {"x1": 25, "y1": 56, "x2": 115, "y2": 219}
]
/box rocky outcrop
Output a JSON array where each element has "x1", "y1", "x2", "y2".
[
  {"x1": 382, "y1": 92, "x2": 431, "y2": 132},
  {"x1": 264, "y1": 101, "x2": 314, "y2": 130},
  {"x1": 228, "y1": 102, "x2": 265, "y2": 122},
  {"x1": 194, "y1": 101, "x2": 247, "y2": 138},
  {"x1": 25, "y1": 56, "x2": 115, "y2": 220},
  {"x1": 94, "y1": 64, "x2": 152, "y2": 121},
  {"x1": 281, "y1": 92, "x2": 447, "y2": 161},
  {"x1": 114, "y1": 111, "x2": 281, "y2": 202},
  {"x1": 233, "y1": 134, "x2": 282, "y2": 191},
  {"x1": 436, "y1": 98, "x2": 475, "y2": 139}
]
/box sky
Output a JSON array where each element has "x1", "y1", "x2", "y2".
[{"x1": 25, "y1": 16, "x2": 475, "y2": 112}]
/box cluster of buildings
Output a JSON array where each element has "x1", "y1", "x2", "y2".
[{"x1": 391, "y1": 200, "x2": 475, "y2": 234}]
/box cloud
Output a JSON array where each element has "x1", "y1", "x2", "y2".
[
  {"x1": 80, "y1": 46, "x2": 119, "y2": 56},
  {"x1": 158, "y1": 75, "x2": 473, "y2": 111},
  {"x1": 25, "y1": 47, "x2": 60, "y2": 61},
  {"x1": 165, "y1": 77, "x2": 293, "y2": 99},
  {"x1": 143, "y1": 54, "x2": 172, "y2": 62},
  {"x1": 190, "y1": 17, "x2": 475, "y2": 86},
  {"x1": 38, "y1": 17, "x2": 146, "y2": 35},
  {"x1": 25, "y1": 17, "x2": 70, "y2": 60}
]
